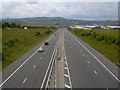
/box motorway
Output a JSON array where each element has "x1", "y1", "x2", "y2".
[
  {"x1": 1, "y1": 30, "x2": 60, "y2": 88},
  {"x1": 64, "y1": 29, "x2": 119, "y2": 88},
  {"x1": 1, "y1": 28, "x2": 119, "y2": 89}
]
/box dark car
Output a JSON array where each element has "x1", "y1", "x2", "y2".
[{"x1": 45, "y1": 41, "x2": 49, "y2": 45}]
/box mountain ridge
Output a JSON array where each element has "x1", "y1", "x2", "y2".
[{"x1": 1, "y1": 17, "x2": 118, "y2": 26}]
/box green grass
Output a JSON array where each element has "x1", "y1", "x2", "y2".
[
  {"x1": 22, "y1": 22, "x2": 56, "y2": 26},
  {"x1": 70, "y1": 29, "x2": 119, "y2": 63},
  {"x1": 0, "y1": 29, "x2": 2, "y2": 53},
  {"x1": 2, "y1": 28, "x2": 56, "y2": 69},
  {"x1": 0, "y1": 29, "x2": 1, "y2": 70}
]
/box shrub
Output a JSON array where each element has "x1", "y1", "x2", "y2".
[
  {"x1": 92, "y1": 32, "x2": 98, "y2": 38},
  {"x1": 95, "y1": 34, "x2": 105, "y2": 41},
  {"x1": 4, "y1": 38, "x2": 18, "y2": 47},
  {"x1": 115, "y1": 39, "x2": 120, "y2": 45},
  {"x1": 115, "y1": 36, "x2": 120, "y2": 45},
  {"x1": 2, "y1": 53, "x2": 6, "y2": 61},
  {"x1": 92, "y1": 32, "x2": 117, "y2": 44},
  {"x1": 35, "y1": 31, "x2": 40, "y2": 36},
  {"x1": 81, "y1": 31, "x2": 91, "y2": 36},
  {"x1": 46, "y1": 31, "x2": 49, "y2": 34},
  {"x1": 91, "y1": 31, "x2": 95, "y2": 35},
  {"x1": 2, "y1": 22, "x2": 21, "y2": 28},
  {"x1": 46, "y1": 30, "x2": 52, "y2": 34},
  {"x1": 3, "y1": 45, "x2": 7, "y2": 50},
  {"x1": 104, "y1": 35, "x2": 116, "y2": 44}
]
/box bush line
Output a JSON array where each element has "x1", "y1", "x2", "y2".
[{"x1": 73, "y1": 30, "x2": 120, "y2": 45}]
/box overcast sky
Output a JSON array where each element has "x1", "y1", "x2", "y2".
[{"x1": 1, "y1": 0, "x2": 119, "y2": 20}]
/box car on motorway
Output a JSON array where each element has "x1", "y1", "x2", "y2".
[
  {"x1": 45, "y1": 41, "x2": 49, "y2": 45},
  {"x1": 38, "y1": 47, "x2": 44, "y2": 52}
]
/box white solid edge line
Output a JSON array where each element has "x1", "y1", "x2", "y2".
[
  {"x1": 0, "y1": 34, "x2": 55, "y2": 87},
  {"x1": 0, "y1": 49, "x2": 38, "y2": 87},
  {"x1": 40, "y1": 36, "x2": 58, "y2": 88},
  {"x1": 23, "y1": 78, "x2": 27, "y2": 83},
  {"x1": 46, "y1": 34, "x2": 54, "y2": 42},
  {"x1": 46, "y1": 30, "x2": 59, "y2": 42},
  {"x1": 71, "y1": 33, "x2": 120, "y2": 83}
]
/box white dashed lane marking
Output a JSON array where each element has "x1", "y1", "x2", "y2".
[
  {"x1": 64, "y1": 74, "x2": 69, "y2": 78},
  {"x1": 106, "y1": 87, "x2": 108, "y2": 90},
  {"x1": 64, "y1": 62, "x2": 67, "y2": 64},
  {"x1": 64, "y1": 67, "x2": 68, "y2": 70},
  {"x1": 71, "y1": 33, "x2": 120, "y2": 82},
  {"x1": 64, "y1": 52, "x2": 72, "y2": 89},
  {"x1": 0, "y1": 33, "x2": 55, "y2": 87},
  {"x1": 23, "y1": 78, "x2": 27, "y2": 83},
  {"x1": 33, "y1": 65, "x2": 36, "y2": 69},
  {"x1": 40, "y1": 57, "x2": 41, "y2": 60},
  {"x1": 87, "y1": 61, "x2": 90, "y2": 64},
  {"x1": 94, "y1": 70, "x2": 98, "y2": 75},
  {"x1": 65, "y1": 84, "x2": 71, "y2": 88}
]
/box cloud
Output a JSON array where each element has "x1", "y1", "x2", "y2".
[
  {"x1": 1, "y1": 2, "x2": 118, "y2": 20},
  {"x1": 1, "y1": 0, "x2": 120, "y2": 2}
]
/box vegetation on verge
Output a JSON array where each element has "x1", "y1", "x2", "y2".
[
  {"x1": 0, "y1": 29, "x2": 2, "y2": 70},
  {"x1": 2, "y1": 22, "x2": 21, "y2": 28},
  {"x1": 2, "y1": 28, "x2": 56, "y2": 69},
  {"x1": 70, "y1": 29, "x2": 119, "y2": 64},
  {"x1": 1, "y1": 22, "x2": 56, "y2": 29}
]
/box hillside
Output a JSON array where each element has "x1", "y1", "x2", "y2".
[{"x1": 1, "y1": 17, "x2": 118, "y2": 26}]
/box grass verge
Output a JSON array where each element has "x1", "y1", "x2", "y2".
[
  {"x1": 0, "y1": 29, "x2": 2, "y2": 70},
  {"x1": 70, "y1": 29, "x2": 119, "y2": 64},
  {"x1": 2, "y1": 28, "x2": 56, "y2": 69}
]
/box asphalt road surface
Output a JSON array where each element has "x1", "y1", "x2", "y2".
[
  {"x1": 1, "y1": 28, "x2": 119, "y2": 89},
  {"x1": 1, "y1": 30, "x2": 60, "y2": 88},
  {"x1": 64, "y1": 29, "x2": 119, "y2": 89}
]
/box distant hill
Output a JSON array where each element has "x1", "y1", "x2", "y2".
[
  {"x1": 2, "y1": 17, "x2": 66, "y2": 22},
  {"x1": 1, "y1": 17, "x2": 119, "y2": 26}
]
